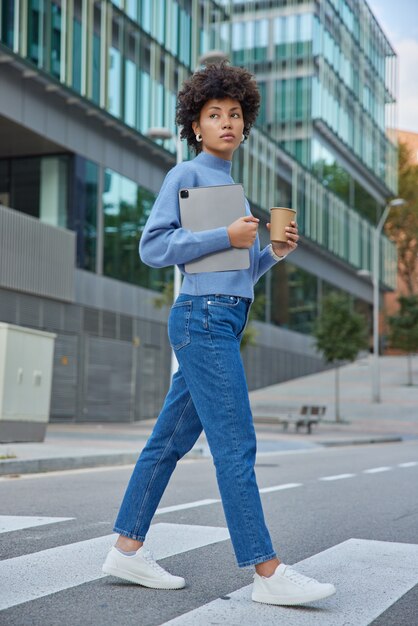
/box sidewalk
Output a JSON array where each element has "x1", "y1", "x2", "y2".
[{"x1": 1, "y1": 355, "x2": 417, "y2": 476}]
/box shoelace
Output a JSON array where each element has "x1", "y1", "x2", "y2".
[
  {"x1": 283, "y1": 567, "x2": 315, "y2": 586},
  {"x1": 142, "y1": 548, "x2": 169, "y2": 576}
]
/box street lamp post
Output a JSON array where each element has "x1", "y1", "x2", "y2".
[
  {"x1": 372, "y1": 197, "x2": 406, "y2": 402},
  {"x1": 147, "y1": 50, "x2": 229, "y2": 379}
]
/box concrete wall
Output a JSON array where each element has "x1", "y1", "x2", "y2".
[{"x1": 0, "y1": 272, "x2": 328, "y2": 422}]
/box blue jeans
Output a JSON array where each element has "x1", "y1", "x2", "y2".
[{"x1": 113, "y1": 294, "x2": 276, "y2": 568}]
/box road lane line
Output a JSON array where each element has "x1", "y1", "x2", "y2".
[
  {"x1": 259, "y1": 483, "x2": 302, "y2": 493},
  {"x1": 363, "y1": 466, "x2": 392, "y2": 474},
  {"x1": 398, "y1": 462, "x2": 418, "y2": 468},
  {"x1": 156, "y1": 499, "x2": 220, "y2": 514},
  {"x1": 161, "y1": 538, "x2": 418, "y2": 625},
  {"x1": 0, "y1": 516, "x2": 74, "y2": 534},
  {"x1": 0, "y1": 522, "x2": 229, "y2": 611},
  {"x1": 319, "y1": 473, "x2": 356, "y2": 481}
]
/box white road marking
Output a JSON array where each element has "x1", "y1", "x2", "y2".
[
  {"x1": 363, "y1": 466, "x2": 392, "y2": 474},
  {"x1": 398, "y1": 461, "x2": 418, "y2": 468},
  {"x1": 319, "y1": 473, "x2": 356, "y2": 481},
  {"x1": 0, "y1": 522, "x2": 229, "y2": 611},
  {"x1": 156, "y1": 499, "x2": 220, "y2": 514},
  {"x1": 259, "y1": 483, "x2": 302, "y2": 493},
  {"x1": 0, "y1": 516, "x2": 74, "y2": 534},
  {"x1": 162, "y1": 538, "x2": 418, "y2": 625}
]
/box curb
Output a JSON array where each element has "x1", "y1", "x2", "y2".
[
  {"x1": 0, "y1": 446, "x2": 208, "y2": 477},
  {"x1": 0, "y1": 453, "x2": 139, "y2": 476},
  {"x1": 0, "y1": 438, "x2": 404, "y2": 477},
  {"x1": 319, "y1": 436, "x2": 403, "y2": 447}
]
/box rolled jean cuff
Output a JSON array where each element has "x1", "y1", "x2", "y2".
[
  {"x1": 237, "y1": 550, "x2": 277, "y2": 568},
  {"x1": 113, "y1": 526, "x2": 146, "y2": 542}
]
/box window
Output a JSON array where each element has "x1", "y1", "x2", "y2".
[
  {"x1": 72, "y1": 17, "x2": 82, "y2": 93},
  {"x1": 102, "y1": 169, "x2": 171, "y2": 290},
  {"x1": 50, "y1": 1, "x2": 62, "y2": 78},
  {"x1": 28, "y1": 0, "x2": 45, "y2": 68},
  {"x1": 92, "y1": 4, "x2": 101, "y2": 105},
  {"x1": 270, "y1": 262, "x2": 319, "y2": 334},
  {"x1": 0, "y1": 0, "x2": 14, "y2": 48},
  {"x1": 73, "y1": 157, "x2": 98, "y2": 272}
]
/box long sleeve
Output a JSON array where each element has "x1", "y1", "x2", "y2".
[
  {"x1": 254, "y1": 244, "x2": 285, "y2": 284},
  {"x1": 139, "y1": 165, "x2": 231, "y2": 268},
  {"x1": 137, "y1": 150, "x2": 269, "y2": 300}
]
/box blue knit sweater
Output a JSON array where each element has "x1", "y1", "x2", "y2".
[{"x1": 139, "y1": 151, "x2": 281, "y2": 300}]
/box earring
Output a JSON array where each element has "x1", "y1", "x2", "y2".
[
  {"x1": 241, "y1": 134, "x2": 245, "y2": 143},
  {"x1": 196, "y1": 133, "x2": 202, "y2": 142}
]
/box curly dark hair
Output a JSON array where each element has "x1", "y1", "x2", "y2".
[{"x1": 176, "y1": 62, "x2": 260, "y2": 153}]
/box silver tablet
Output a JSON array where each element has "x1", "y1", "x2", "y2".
[{"x1": 179, "y1": 184, "x2": 250, "y2": 273}]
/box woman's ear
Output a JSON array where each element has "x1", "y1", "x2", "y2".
[{"x1": 192, "y1": 120, "x2": 199, "y2": 135}]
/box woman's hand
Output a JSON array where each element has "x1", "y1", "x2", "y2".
[
  {"x1": 228, "y1": 216, "x2": 259, "y2": 249},
  {"x1": 266, "y1": 220, "x2": 299, "y2": 257}
]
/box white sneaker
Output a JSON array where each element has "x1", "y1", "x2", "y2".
[
  {"x1": 102, "y1": 546, "x2": 186, "y2": 589},
  {"x1": 252, "y1": 563, "x2": 336, "y2": 606}
]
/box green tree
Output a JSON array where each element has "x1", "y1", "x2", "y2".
[
  {"x1": 385, "y1": 142, "x2": 418, "y2": 295},
  {"x1": 313, "y1": 292, "x2": 368, "y2": 421},
  {"x1": 387, "y1": 295, "x2": 418, "y2": 385}
]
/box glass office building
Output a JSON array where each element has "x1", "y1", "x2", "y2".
[
  {"x1": 0, "y1": 0, "x2": 397, "y2": 422},
  {"x1": 231, "y1": 0, "x2": 398, "y2": 221}
]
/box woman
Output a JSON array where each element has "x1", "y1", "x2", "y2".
[{"x1": 102, "y1": 63, "x2": 335, "y2": 606}]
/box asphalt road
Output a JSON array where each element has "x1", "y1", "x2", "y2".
[{"x1": 1, "y1": 440, "x2": 417, "y2": 626}]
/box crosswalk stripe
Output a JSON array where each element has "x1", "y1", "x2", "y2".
[
  {"x1": 156, "y1": 499, "x2": 220, "y2": 514},
  {"x1": 398, "y1": 461, "x2": 418, "y2": 468},
  {"x1": 363, "y1": 466, "x2": 392, "y2": 473},
  {"x1": 259, "y1": 483, "x2": 302, "y2": 493},
  {"x1": 0, "y1": 522, "x2": 229, "y2": 611},
  {"x1": 161, "y1": 538, "x2": 418, "y2": 625},
  {"x1": 0, "y1": 516, "x2": 74, "y2": 534},
  {"x1": 319, "y1": 473, "x2": 356, "y2": 481}
]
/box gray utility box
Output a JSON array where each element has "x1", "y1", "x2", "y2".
[{"x1": 0, "y1": 323, "x2": 56, "y2": 443}]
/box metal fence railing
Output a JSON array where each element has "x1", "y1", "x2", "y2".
[{"x1": 0, "y1": 205, "x2": 75, "y2": 302}]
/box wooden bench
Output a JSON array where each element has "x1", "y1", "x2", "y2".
[
  {"x1": 285, "y1": 405, "x2": 326, "y2": 434},
  {"x1": 252, "y1": 404, "x2": 326, "y2": 434}
]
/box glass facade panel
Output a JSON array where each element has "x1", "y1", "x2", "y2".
[
  {"x1": 28, "y1": 0, "x2": 45, "y2": 68},
  {"x1": 72, "y1": 17, "x2": 82, "y2": 93},
  {"x1": 103, "y1": 169, "x2": 172, "y2": 290},
  {"x1": 269, "y1": 261, "x2": 318, "y2": 335},
  {"x1": 141, "y1": 0, "x2": 151, "y2": 34},
  {"x1": 109, "y1": 46, "x2": 122, "y2": 117},
  {"x1": 18, "y1": 0, "x2": 66, "y2": 75},
  {"x1": 92, "y1": 5, "x2": 101, "y2": 105},
  {"x1": 139, "y1": 71, "x2": 150, "y2": 133},
  {"x1": 125, "y1": 59, "x2": 137, "y2": 127},
  {"x1": 10, "y1": 157, "x2": 42, "y2": 219},
  {"x1": 0, "y1": 160, "x2": 11, "y2": 207},
  {"x1": 168, "y1": 1, "x2": 179, "y2": 56},
  {"x1": 254, "y1": 19, "x2": 268, "y2": 62},
  {"x1": 1, "y1": 0, "x2": 14, "y2": 48},
  {"x1": 39, "y1": 156, "x2": 68, "y2": 228},
  {"x1": 1, "y1": 155, "x2": 69, "y2": 226},
  {"x1": 126, "y1": 0, "x2": 138, "y2": 21},
  {"x1": 50, "y1": 1, "x2": 62, "y2": 78},
  {"x1": 109, "y1": 14, "x2": 123, "y2": 118},
  {"x1": 72, "y1": 157, "x2": 98, "y2": 273},
  {"x1": 311, "y1": 137, "x2": 379, "y2": 224},
  {"x1": 178, "y1": 8, "x2": 191, "y2": 66}
]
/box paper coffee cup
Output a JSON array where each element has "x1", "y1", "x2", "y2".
[{"x1": 270, "y1": 207, "x2": 296, "y2": 243}]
